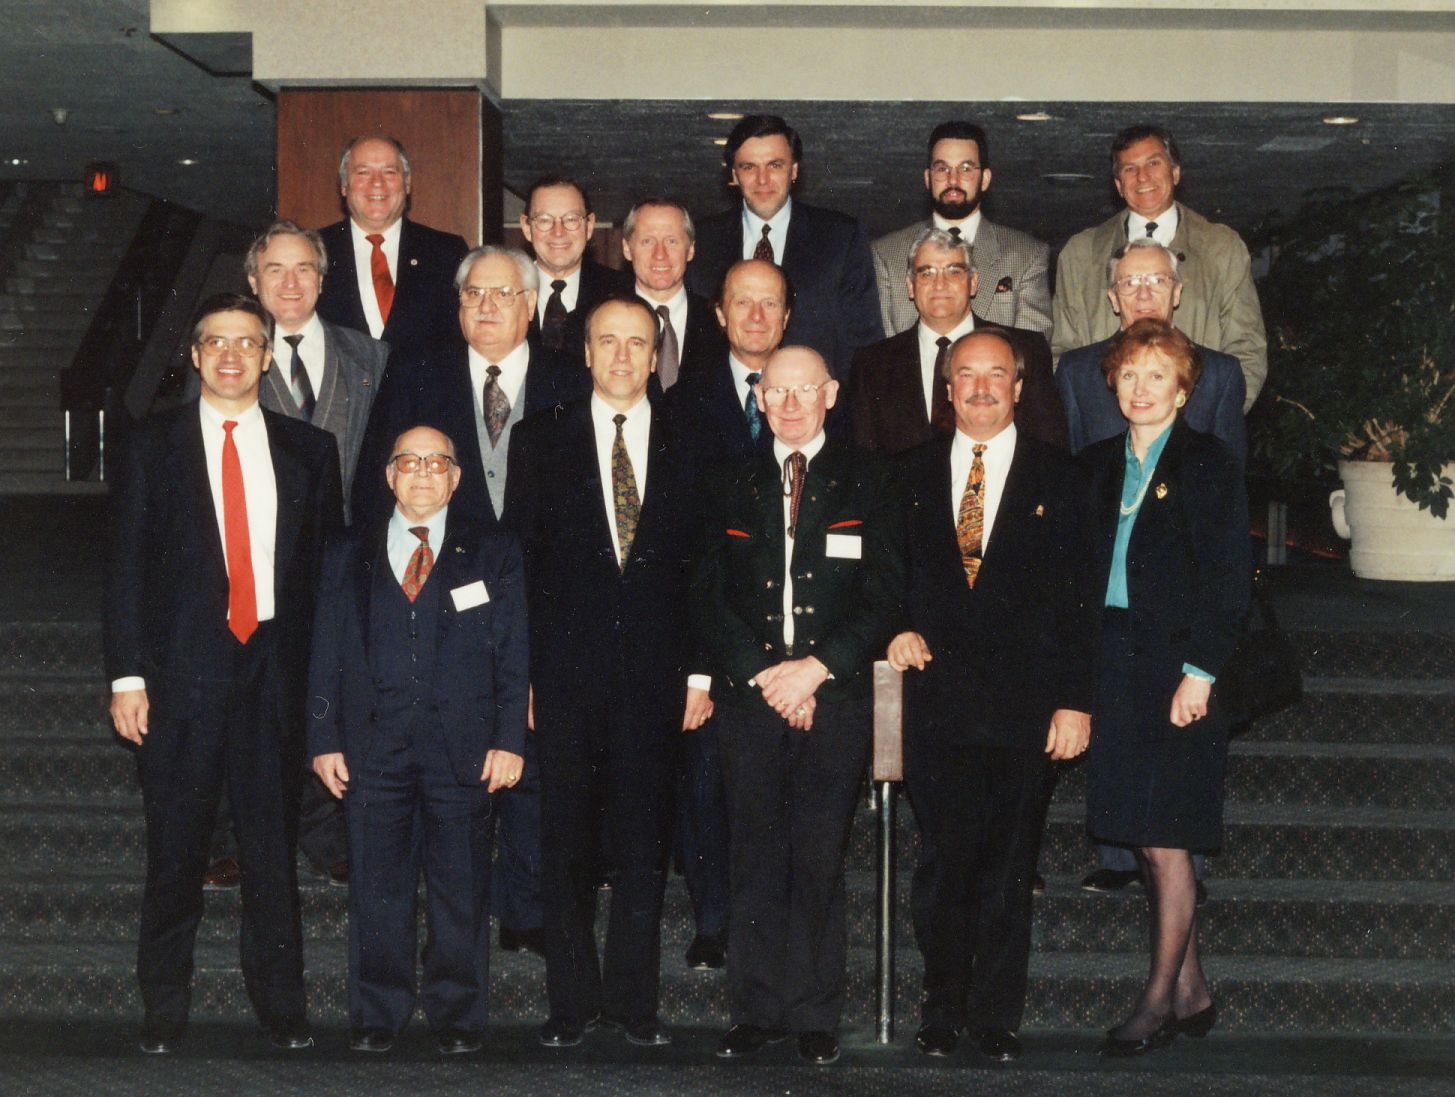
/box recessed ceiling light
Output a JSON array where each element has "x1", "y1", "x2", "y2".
[
  {"x1": 1042, "y1": 172, "x2": 1093, "y2": 185},
  {"x1": 1323, "y1": 115, "x2": 1360, "y2": 125},
  {"x1": 707, "y1": 112, "x2": 743, "y2": 121},
  {"x1": 711, "y1": 138, "x2": 727, "y2": 146},
  {"x1": 4, "y1": 158, "x2": 28, "y2": 166},
  {"x1": 153, "y1": 107, "x2": 180, "y2": 116},
  {"x1": 1017, "y1": 112, "x2": 1055, "y2": 123},
  {"x1": 176, "y1": 158, "x2": 199, "y2": 166}
]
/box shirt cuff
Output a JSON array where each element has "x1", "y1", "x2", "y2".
[
  {"x1": 111, "y1": 676, "x2": 146, "y2": 693},
  {"x1": 1182, "y1": 663, "x2": 1215, "y2": 683},
  {"x1": 687, "y1": 674, "x2": 712, "y2": 692}
]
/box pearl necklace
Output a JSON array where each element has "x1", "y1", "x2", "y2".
[{"x1": 1119, "y1": 471, "x2": 1154, "y2": 517}]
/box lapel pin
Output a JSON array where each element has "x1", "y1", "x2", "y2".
[
  {"x1": 1034, "y1": 504, "x2": 1045, "y2": 516},
  {"x1": 361, "y1": 377, "x2": 371, "y2": 387},
  {"x1": 409, "y1": 257, "x2": 419, "y2": 267},
  {"x1": 1155, "y1": 482, "x2": 1169, "y2": 500}
]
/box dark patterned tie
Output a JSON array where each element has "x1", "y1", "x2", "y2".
[
  {"x1": 956, "y1": 444, "x2": 987, "y2": 588},
  {"x1": 611, "y1": 413, "x2": 640, "y2": 570},
  {"x1": 482, "y1": 364, "x2": 510, "y2": 449},
  {"x1": 401, "y1": 525, "x2": 433, "y2": 602},
  {"x1": 283, "y1": 334, "x2": 315, "y2": 422},
  {"x1": 744, "y1": 371, "x2": 762, "y2": 442},
  {"x1": 753, "y1": 223, "x2": 774, "y2": 263},
  {"x1": 542, "y1": 279, "x2": 568, "y2": 350},
  {"x1": 930, "y1": 336, "x2": 955, "y2": 436},
  {"x1": 655, "y1": 304, "x2": 680, "y2": 389},
  {"x1": 784, "y1": 450, "x2": 807, "y2": 539}
]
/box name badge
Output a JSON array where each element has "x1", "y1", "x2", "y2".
[
  {"x1": 450, "y1": 580, "x2": 490, "y2": 611},
  {"x1": 825, "y1": 533, "x2": 862, "y2": 560}
]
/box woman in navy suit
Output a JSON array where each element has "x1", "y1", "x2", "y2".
[{"x1": 1081, "y1": 319, "x2": 1251, "y2": 1055}]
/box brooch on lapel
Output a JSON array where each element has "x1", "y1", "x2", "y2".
[
  {"x1": 1034, "y1": 504, "x2": 1045, "y2": 517},
  {"x1": 1155, "y1": 483, "x2": 1169, "y2": 500},
  {"x1": 726, "y1": 528, "x2": 751, "y2": 539},
  {"x1": 361, "y1": 377, "x2": 371, "y2": 387},
  {"x1": 828, "y1": 519, "x2": 863, "y2": 529},
  {"x1": 995, "y1": 276, "x2": 1013, "y2": 293}
]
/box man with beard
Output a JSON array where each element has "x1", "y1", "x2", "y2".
[{"x1": 873, "y1": 121, "x2": 1051, "y2": 338}]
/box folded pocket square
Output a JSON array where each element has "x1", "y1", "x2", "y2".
[{"x1": 995, "y1": 276, "x2": 1014, "y2": 292}]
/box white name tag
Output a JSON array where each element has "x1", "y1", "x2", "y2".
[
  {"x1": 825, "y1": 533, "x2": 862, "y2": 560},
  {"x1": 450, "y1": 580, "x2": 490, "y2": 611}
]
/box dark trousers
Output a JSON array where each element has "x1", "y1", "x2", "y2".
[
  {"x1": 135, "y1": 623, "x2": 306, "y2": 1027},
  {"x1": 211, "y1": 771, "x2": 347, "y2": 873},
  {"x1": 719, "y1": 693, "x2": 870, "y2": 1033},
  {"x1": 906, "y1": 741, "x2": 1047, "y2": 1032},
  {"x1": 677, "y1": 715, "x2": 729, "y2": 939},
  {"x1": 537, "y1": 691, "x2": 672, "y2": 1027},
  {"x1": 492, "y1": 728, "x2": 543, "y2": 931},
  {"x1": 346, "y1": 717, "x2": 495, "y2": 1036}
]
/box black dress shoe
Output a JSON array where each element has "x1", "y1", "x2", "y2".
[
  {"x1": 348, "y1": 1029, "x2": 394, "y2": 1053},
  {"x1": 139, "y1": 1017, "x2": 185, "y2": 1054},
  {"x1": 797, "y1": 1030, "x2": 840, "y2": 1065},
  {"x1": 328, "y1": 860, "x2": 349, "y2": 888},
  {"x1": 499, "y1": 926, "x2": 546, "y2": 958},
  {"x1": 977, "y1": 1028, "x2": 1022, "y2": 1062},
  {"x1": 1175, "y1": 1001, "x2": 1217, "y2": 1038},
  {"x1": 685, "y1": 934, "x2": 726, "y2": 970},
  {"x1": 605, "y1": 1019, "x2": 671, "y2": 1047},
  {"x1": 539, "y1": 1015, "x2": 595, "y2": 1048},
  {"x1": 1080, "y1": 868, "x2": 1141, "y2": 893},
  {"x1": 266, "y1": 1018, "x2": 314, "y2": 1050},
  {"x1": 437, "y1": 1029, "x2": 483, "y2": 1055},
  {"x1": 1031, "y1": 872, "x2": 1046, "y2": 896},
  {"x1": 914, "y1": 1023, "x2": 959, "y2": 1057},
  {"x1": 1099, "y1": 1015, "x2": 1178, "y2": 1057},
  {"x1": 715, "y1": 1023, "x2": 788, "y2": 1058}
]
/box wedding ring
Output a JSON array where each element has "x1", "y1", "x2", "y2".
[{"x1": 795, "y1": 706, "x2": 806, "y2": 716}]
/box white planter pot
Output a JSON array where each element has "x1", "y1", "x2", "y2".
[{"x1": 1329, "y1": 460, "x2": 1455, "y2": 581}]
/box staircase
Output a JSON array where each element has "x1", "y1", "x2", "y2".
[
  {"x1": 0, "y1": 555, "x2": 1451, "y2": 1065},
  {"x1": 0, "y1": 183, "x2": 148, "y2": 493}
]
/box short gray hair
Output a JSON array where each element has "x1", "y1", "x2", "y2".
[
  {"x1": 1106, "y1": 238, "x2": 1182, "y2": 287},
  {"x1": 338, "y1": 135, "x2": 412, "y2": 189},
  {"x1": 244, "y1": 219, "x2": 328, "y2": 278},
  {"x1": 907, "y1": 225, "x2": 972, "y2": 275},
  {"x1": 453, "y1": 246, "x2": 538, "y2": 293},
  {"x1": 623, "y1": 197, "x2": 696, "y2": 243}
]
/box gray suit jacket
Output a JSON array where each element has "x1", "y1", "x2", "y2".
[
  {"x1": 1051, "y1": 203, "x2": 1267, "y2": 410},
  {"x1": 872, "y1": 216, "x2": 1052, "y2": 339},
  {"x1": 260, "y1": 317, "x2": 389, "y2": 523}
]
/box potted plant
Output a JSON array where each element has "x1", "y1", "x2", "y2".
[{"x1": 1254, "y1": 166, "x2": 1455, "y2": 580}]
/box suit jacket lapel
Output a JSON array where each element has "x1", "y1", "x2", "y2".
[
  {"x1": 629, "y1": 410, "x2": 672, "y2": 566},
  {"x1": 356, "y1": 531, "x2": 384, "y2": 654},
  {"x1": 790, "y1": 440, "x2": 846, "y2": 568},
  {"x1": 178, "y1": 406, "x2": 227, "y2": 577},
  {"x1": 983, "y1": 435, "x2": 1032, "y2": 566},
  {"x1": 261, "y1": 367, "x2": 299, "y2": 417},
  {"x1": 264, "y1": 411, "x2": 307, "y2": 597},
  {"x1": 392, "y1": 220, "x2": 420, "y2": 306},
  {"x1": 781, "y1": 202, "x2": 808, "y2": 273}
]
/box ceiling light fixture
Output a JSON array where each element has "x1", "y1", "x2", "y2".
[
  {"x1": 1017, "y1": 112, "x2": 1055, "y2": 123},
  {"x1": 1323, "y1": 115, "x2": 1360, "y2": 125},
  {"x1": 153, "y1": 107, "x2": 180, "y2": 116},
  {"x1": 1042, "y1": 172, "x2": 1093, "y2": 185},
  {"x1": 711, "y1": 138, "x2": 727, "y2": 146},
  {"x1": 707, "y1": 111, "x2": 744, "y2": 121},
  {"x1": 176, "y1": 158, "x2": 199, "y2": 166},
  {"x1": 4, "y1": 158, "x2": 28, "y2": 167}
]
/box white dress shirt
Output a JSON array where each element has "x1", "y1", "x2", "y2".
[
  {"x1": 637, "y1": 284, "x2": 688, "y2": 354},
  {"x1": 933, "y1": 208, "x2": 982, "y2": 245},
  {"x1": 534, "y1": 263, "x2": 581, "y2": 325},
  {"x1": 728, "y1": 352, "x2": 763, "y2": 411},
  {"x1": 1128, "y1": 206, "x2": 1179, "y2": 246},
  {"x1": 387, "y1": 503, "x2": 449, "y2": 584},
  {"x1": 950, "y1": 421, "x2": 1016, "y2": 553},
  {"x1": 773, "y1": 430, "x2": 827, "y2": 648},
  {"x1": 468, "y1": 340, "x2": 531, "y2": 416},
  {"x1": 273, "y1": 311, "x2": 327, "y2": 405},
  {"x1": 590, "y1": 393, "x2": 651, "y2": 564},
  {"x1": 741, "y1": 198, "x2": 792, "y2": 263},
  {"x1": 350, "y1": 219, "x2": 402, "y2": 339},
  {"x1": 916, "y1": 314, "x2": 977, "y2": 420}
]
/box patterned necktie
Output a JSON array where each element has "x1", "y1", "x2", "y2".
[
  {"x1": 1145, "y1": 221, "x2": 1158, "y2": 238},
  {"x1": 753, "y1": 223, "x2": 774, "y2": 263},
  {"x1": 365, "y1": 233, "x2": 394, "y2": 324},
  {"x1": 611, "y1": 413, "x2": 640, "y2": 570},
  {"x1": 784, "y1": 450, "x2": 807, "y2": 538},
  {"x1": 744, "y1": 371, "x2": 762, "y2": 442},
  {"x1": 221, "y1": 420, "x2": 258, "y2": 643},
  {"x1": 542, "y1": 279, "x2": 568, "y2": 350},
  {"x1": 930, "y1": 336, "x2": 955, "y2": 436},
  {"x1": 655, "y1": 304, "x2": 680, "y2": 389},
  {"x1": 401, "y1": 525, "x2": 433, "y2": 602},
  {"x1": 482, "y1": 364, "x2": 510, "y2": 449},
  {"x1": 956, "y1": 443, "x2": 987, "y2": 588},
  {"x1": 283, "y1": 334, "x2": 315, "y2": 422}
]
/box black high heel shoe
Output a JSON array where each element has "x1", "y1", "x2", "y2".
[
  {"x1": 1098, "y1": 1014, "x2": 1178, "y2": 1057},
  {"x1": 1175, "y1": 1002, "x2": 1217, "y2": 1038}
]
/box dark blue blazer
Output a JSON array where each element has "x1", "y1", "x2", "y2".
[
  {"x1": 528, "y1": 257, "x2": 636, "y2": 363},
  {"x1": 685, "y1": 200, "x2": 884, "y2": 384},
  {"x1": 352, "y1": 336, "x2": 589, "y2": 530},
  {"x1": 1057, "y1": 337, "x2": 1247, "y2": 464},
  {"x1": 316, "y1": 218, "x2": 469, "y2": 353},
  {"x1": 306, "y1": 514, "x2": 529, "y2": 784},
  {"x1": 661, "y1": 347, "x2": 770, "y2": 475}
]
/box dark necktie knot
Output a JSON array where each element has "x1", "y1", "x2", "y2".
[
  {"x1": 1145, "y1": 221, "x2": 1159, "y2": 238},
  {"x1": 936, "y1": 336, "x2": 951, "y2": 350},
  {"x1": 409, "y1": 525, "x2": 429, "y2": 544},
  {"x1": 486, "y1": 364, "x2": 501, "y2": 380},
  {"x1": 284, "y1": 334, "x2": 303, "y2": 350},
  {"x1": 948, "y1": 225, "x2": 962, "y2": 239},
  {"x1": 551, "y1": 279, "x2": 567, "y2": 293}
]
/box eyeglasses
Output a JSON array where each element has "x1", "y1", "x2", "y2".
[
  {"x1": 1113, "y1": 272, "x2": 1178, "y2": 293},
  {"x1": 760, "y1": 381, "x2": 834, "y2": 406},
  {"x1": 912, "y1": 263, "x2": 971, "y2": 283},
  {"x1": 196, "y1": 335, "x2": 267, "y2": 357},
  {"x1": 928, "y1": 160, "x2": 982, "y2": 180},
  {"x1": 526, "y1": 212, "x2": 587, "y2": 232},
  {"x1": 390, "y1": 453, "x2": 457, "y2": 476},
  {"x1": 459, "y1": 285, "x2": 527, "y2": 306}
]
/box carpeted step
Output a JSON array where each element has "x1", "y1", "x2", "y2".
[{"x1": 1243, "y1": 683, "x2": 1455, "y2": 745}]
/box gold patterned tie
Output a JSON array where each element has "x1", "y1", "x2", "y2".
[
  {"x1": 956, "y1": 444, "x2": 986, "y2": 587},
  {"x1": 401, "y1": 525, "x2": 433, "y2": 602},
  {"x1": 753, "y1": 224, "x2": 774, "y2": 263},
  {"x1": 611, "y1": 413, "x2": 640, "y2": 570}
]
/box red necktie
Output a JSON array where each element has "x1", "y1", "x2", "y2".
[
  {"x1": 401, "y1": 526, "x2": 433, "y2": 602},
  {"x1": 366, "y1": 233, "x2": 395, "y2": 324},
  {"x1": 221, "y1": 420, "x2": 258, "y2": 643}
]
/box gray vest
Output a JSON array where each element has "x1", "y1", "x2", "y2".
[{"x1": 473, "y1": 374, "x2": 528, "y2": 518}]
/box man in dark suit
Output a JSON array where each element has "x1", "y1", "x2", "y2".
[
  {"x1": 507, "y1": 297, "x2": 712, "y2": 1049},
  {"x1": 622, "y1": 196, "x2": 726, "y2": 389},
  {"x1": 316, "y1": 135, "x2": 469, "y2": 354},
  {"x1": 887, "y1": 329, "x2": 1095, "y2": 1063},
  {"x1": 693, "y1": 345, "x2": 904, "y2": 1066},
  {"x1": 685, "y1": 115, "x2": 882, "y2": 384},
  {"x1": 106, "y1": 293, "x2": 341, "y2": 1054},
  {"x1": 1057, "y1": 239, "x2": 1246, "y2": 463},
  {"x1": 521, "y1": 175, "x2": 635, "y2": 359},
  {"x1": 873, "y1": 120, "x2": 1052, "y2": 338},
  {"x1": 850, "y1": 227, "x2": 1067, "y2": 456},
  {"x1": 308, "y1": 424, "x2": 528, "y2": 1056}
]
